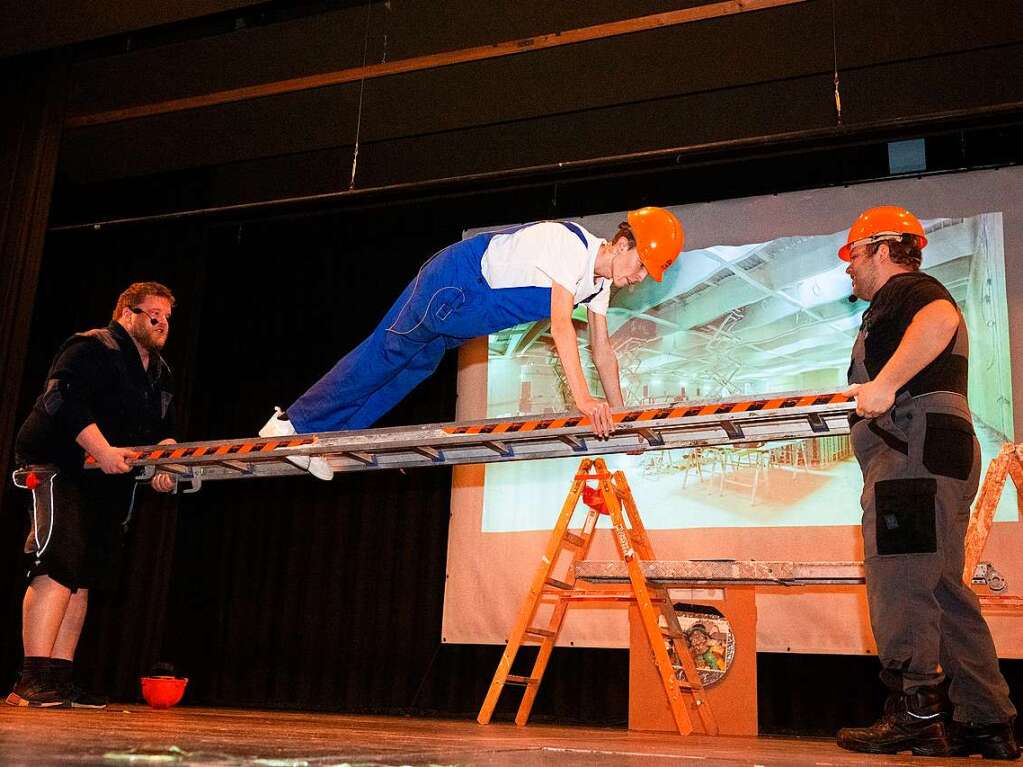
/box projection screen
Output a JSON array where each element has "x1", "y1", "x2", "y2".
[{"x1": 442, "y1": 166, "x2": 1023, "y2": 657}]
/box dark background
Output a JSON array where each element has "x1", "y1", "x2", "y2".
[{"x1": 1, "y1": 0, "x2": 1021, "y2": 735}]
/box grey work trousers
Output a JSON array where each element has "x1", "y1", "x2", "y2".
[{"x1": 852, "y1": 391, "x2": 1016, "y2": 724}]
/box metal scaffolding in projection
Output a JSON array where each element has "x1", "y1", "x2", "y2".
[{"x1": 85, "y1": 389, "x2": 856, "y2": 491}]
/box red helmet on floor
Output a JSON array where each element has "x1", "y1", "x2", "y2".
[
  {"x1": 627, "y1": 207, "x2": 685, "y2": 282},
  {"x1": 838, "y1": 206, "x2": 927, "y2": 261}
]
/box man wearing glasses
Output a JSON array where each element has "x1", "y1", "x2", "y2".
[{"x1": 7, "y1": 282, "x2": 178, "y2": 708}]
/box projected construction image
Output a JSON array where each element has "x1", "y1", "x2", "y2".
[{"x1": 481, "y1": 212, "x2": 1013, "y2": 532}]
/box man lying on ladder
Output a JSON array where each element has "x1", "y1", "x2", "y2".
[{"x1": 260, "y1": 207, "x2": 685, "y2": 479}]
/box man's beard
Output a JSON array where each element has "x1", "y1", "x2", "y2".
[{"x1": 131, "y1": 322, "x2": 166, "y2": 353}]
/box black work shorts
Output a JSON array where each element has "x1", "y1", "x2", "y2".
[{"x1": 18, "y1": 466, "x2": 137, "y2": 592}]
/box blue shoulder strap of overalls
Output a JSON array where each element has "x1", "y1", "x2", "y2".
[
  {"x1": 559, "y1": 221, "x2": 588, "y2": 249},
  {"x1": 558, "y1": 222, "x2": 605, "y2": 306}
]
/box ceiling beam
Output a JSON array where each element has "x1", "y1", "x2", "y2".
[{"x1": 65, "y1": 0, "x2": 808, "y2": 128}]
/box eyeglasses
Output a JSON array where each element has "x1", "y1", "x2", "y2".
[
  {"x1": 847, "y1": 235, "x2": 892, "y2": 262},
  {"x1": 131, "y1": 306, "x2": 170, "y2": 326}
]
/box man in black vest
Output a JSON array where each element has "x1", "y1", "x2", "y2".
[
  {"x1": 7, "y1": 282, "x2": 178, "y2": 708},
  {"x1": 836, "y1": 207, "x2": 1017, "y2": 760}
]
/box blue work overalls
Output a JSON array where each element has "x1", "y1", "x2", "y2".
[{"x1": 287, "y1": 222, "x2": 591, "y2": 433}]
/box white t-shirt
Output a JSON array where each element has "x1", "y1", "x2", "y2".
[{"x1": 479, "y1": 222, "x2": 611, "y2": 315}]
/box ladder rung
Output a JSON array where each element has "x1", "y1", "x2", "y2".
[
  {"x1": 413, "y1": 445, "x2": 443, "y2": 461},
  {"x1": 720, "y1": 420, "x2": 745, "y2": 440},
  {"x1": 505, "y1": 675, "x2": 539, "y2": 686},
  {"x1": 344, "y1": 451, "x2": 376, "y2": 466},
  {"x1": 666, "y1": 667, "x2": 697, "y2": 689},
  {"x1": 560, "y1": 435, "x2": 586, "y2": 450},
  {"x1": 636, "y1": 427, "x2": 664, "y2": 446},
  {"x1": 544, "y1": 577, "x2": 573, "y2": 591},
  {"x1": 219, "y1": 459, "x2": 253, "y2": 473},
  {"x1": 562, "y1": 532, "x2": 585, "y2": 547},
  {"x1": 483, "y1": 440, "x2": 512, "y2": 456},
  {"x1": 157, "y1": 463, "x2": 191, "y2": 475},
  {"x1": 524, "y1": 627, "x2": 556, "y2": 640}
]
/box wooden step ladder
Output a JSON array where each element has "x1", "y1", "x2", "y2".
[
  {"x1": 476, "y1": 457, "x2": 719, "y2": 736},
  {"x1": 964, "y1": 442, "x2": 1023, "y2": 583}
]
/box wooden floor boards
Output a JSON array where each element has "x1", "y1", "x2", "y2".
[{"x1": 0, "y1": 705, "x2": 977, "y2": 766}]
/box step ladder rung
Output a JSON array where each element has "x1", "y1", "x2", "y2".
[
  {"x1": 505, "y1": 675, "x2": 539, "y2": 686},
  {"x1": 544, "y1": 577, "x2": 573, "y2": 591},
  {"x1": 523, "y1": 627, "x2": 556, "y2": 640},
  {"x1": 666, "y1": 669, "x2": 697, "y2": 689},
  {"x1": 562, "y1": 532, "x2": 585, "y2": 547}
]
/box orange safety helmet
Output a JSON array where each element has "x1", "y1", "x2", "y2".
[
  {"x1": 627, "y1": 206, "x2": 684, "y2": 282},
  {"x1": 838, "y1": 206, "x2": 927, "y2": 261}
]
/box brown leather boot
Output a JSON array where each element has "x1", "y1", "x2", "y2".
[
  {"x1": 949, "y1": 718, "x2": 1020, "y2": 760},
  {"x1": 837, "y1": 686, "x2": 951, "y2": 756}
]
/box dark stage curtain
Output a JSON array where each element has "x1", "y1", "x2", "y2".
[
  {"x1": 0, "y1": 49, "x2": 69, "y2": 690},
  {"x1": 0, "y1": 50, "x2": 68, "y2": 506}
]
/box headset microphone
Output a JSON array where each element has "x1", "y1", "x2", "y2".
[{"x1": 131, "y1": 307, "x2": 161, "y2": 326}]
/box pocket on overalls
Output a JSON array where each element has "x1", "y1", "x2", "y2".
[
  {"x1": 922, "y1": 412, "x2": 974, "y2": 480},
  {"x1": 866, "y1": 417, "x2": 909, "y2": 457},
  {"x1": 874, "y1": 477, "x2": 938, "y2": 555},
  {"x1": 387, "y1": 285, "x2": 467, "y2": 343}
]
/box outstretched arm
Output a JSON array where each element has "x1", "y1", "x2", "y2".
[
  {"x1": 587, "y1": 308, "x2": 624, "y2": 408},
  {"x1": 549, "y1": 285, "x2": 613, "y2": 438}
]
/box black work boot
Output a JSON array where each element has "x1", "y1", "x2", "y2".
[
  {"x1": 50, "y1": 659, "x2": 108, "y2": 709},
  {"x1": 949, "y1": 718, "x2": 1021, "y2": 760},
  {"x1": 837, "y1": 685, "x2": 951, "y2": 756},
  {"x1": 4, "y1": 657, "x2": 67, "y2": 708}
]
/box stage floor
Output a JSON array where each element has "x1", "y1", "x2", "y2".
[{"x1": 0, "y1": 705, "x2": 988, "y2": 766}]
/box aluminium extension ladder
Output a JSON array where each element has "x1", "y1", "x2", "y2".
[{"x1": 81, "y1": 389, "x2": 857, "y2": 491}]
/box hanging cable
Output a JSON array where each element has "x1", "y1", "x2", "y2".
[
  {"x1": 831, "y1": 0, "x2": 843, "y2": 126},
  {"x1": 348, "y1": 1, "x2": 374, "y2": 190}
]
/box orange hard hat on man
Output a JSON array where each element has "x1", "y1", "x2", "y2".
[
  {"x1": 627, "y1": 206, "x2": 684, "y2": 282},
  {"x1": 838, "y1": 206, "x2": 927, "y2": 261}
]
